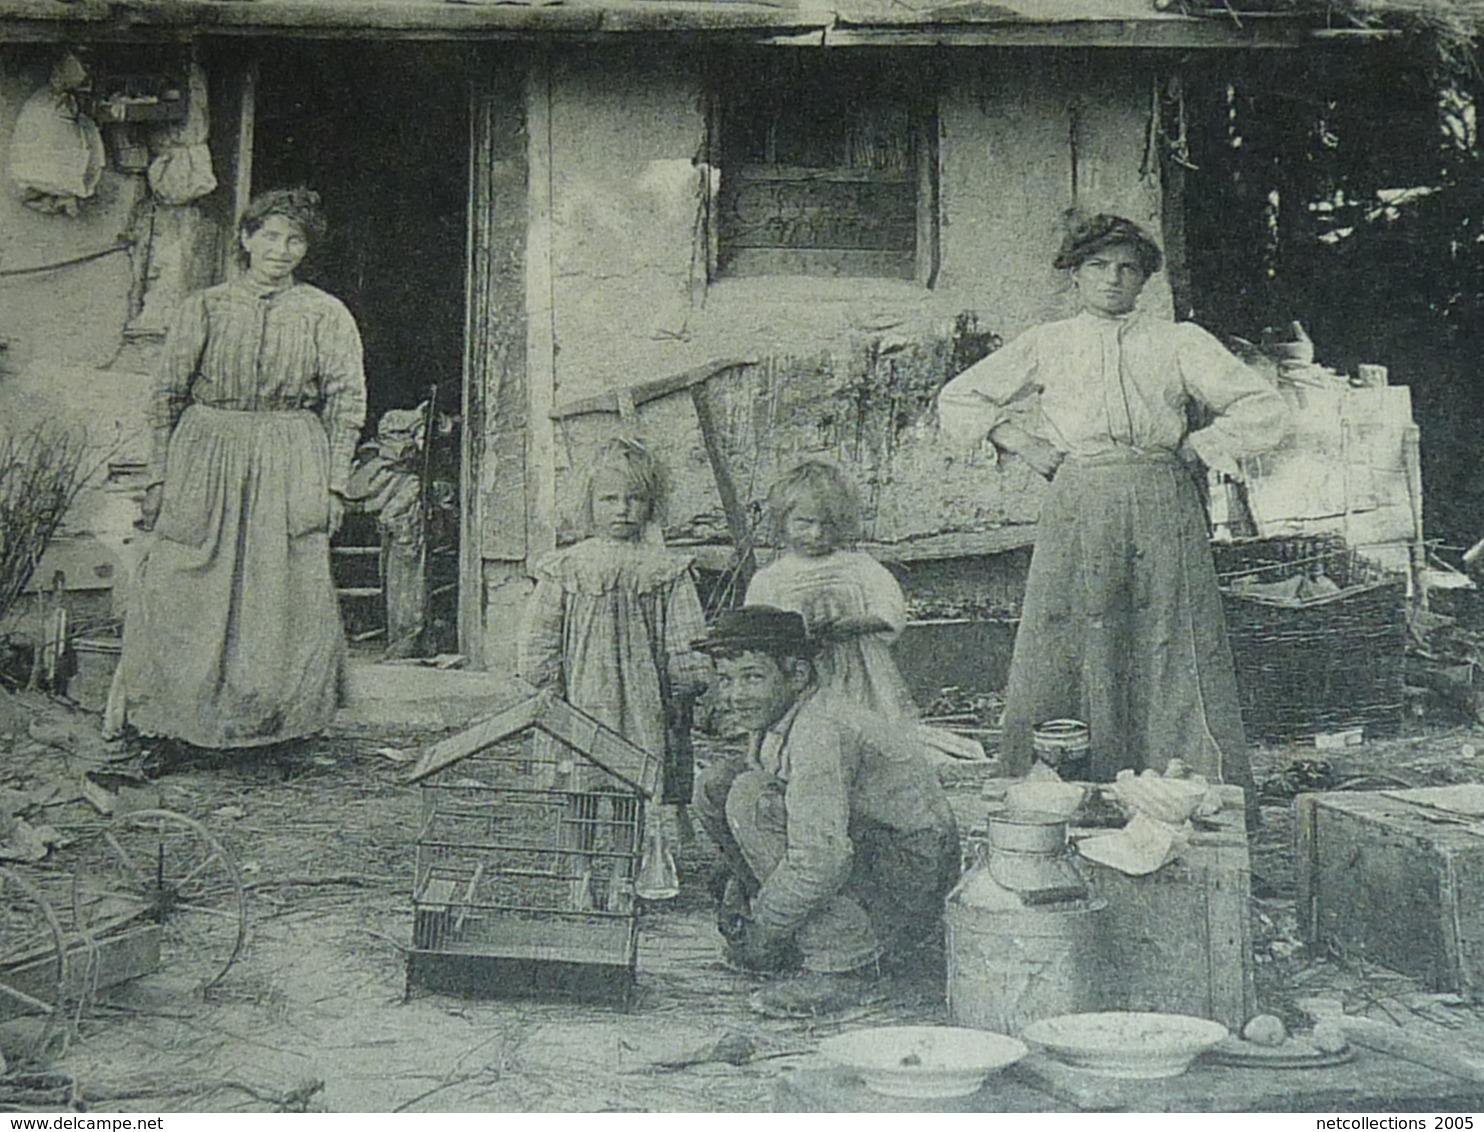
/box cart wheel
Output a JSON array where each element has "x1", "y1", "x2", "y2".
[
  {"x1": 0, "y1": 866, "x2": 68, "y2": 1061},
  {"x1": 71, "y1": 810, "x2": 246, "y2": 996}
]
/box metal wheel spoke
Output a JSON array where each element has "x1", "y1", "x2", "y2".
[
  {"x1": 103, "y1": 830, "x2": 151, "y2": 889},
  {"x1": 171, "y1": 901, "x2": 245, "y2": 922},
  {"x1": 76, "y1": 886, "x2": 151, "y2": 907},
  {"x1": 0, "y1": 866, "x2": 67, "y2": 1058},
  {"x1": 160, "y1": 917, "x2": 237, "y2": 985},
  {"x1": 176, "y1": 851, "x2": 225, "y2": 891},
  {"x1": 0, "y1": 980, "x2": 58, "y2": 1015}
]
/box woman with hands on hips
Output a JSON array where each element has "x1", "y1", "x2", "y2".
[{"x1": 936, "y1": 214, "x2": 1289, "y2": 807}]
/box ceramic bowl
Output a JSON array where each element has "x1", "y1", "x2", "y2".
[
  {"x1": 818, "y1": 1026, "x2": 1028, "y2": 1099},
  {"x1": 1021, "y1": 1012, "x2": 1229, "y2": 1079},
  {"x1": 1112, "y1": 771, "x2": 1211, "y2": 826},
  {"x1": 1005, "y1": 780, "x2": 1088, "y2": 821}
]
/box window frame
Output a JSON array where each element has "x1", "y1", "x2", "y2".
[{"x1": 706, "y1": 52, "x2": 940, "y2": 286}]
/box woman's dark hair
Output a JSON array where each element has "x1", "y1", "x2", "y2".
[
  {"x1": 235, "y1": 188, "x2": 327, "y2": 266},
  {"x1": 1053, "y1": 213, "x2": 1164, "y2": 277}
]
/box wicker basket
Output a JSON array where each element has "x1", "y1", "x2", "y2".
[{"x1": 1213, "y1": 534, "x2": 1407, "y2": 743}]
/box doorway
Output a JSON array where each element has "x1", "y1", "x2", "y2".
[{"x1": 251, "y1": 43, "x2": 470, "y2": 656}]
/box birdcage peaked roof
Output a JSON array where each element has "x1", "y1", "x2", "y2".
[{"x1": 405, "y1": 690, "x2": 661, "y2": 799}]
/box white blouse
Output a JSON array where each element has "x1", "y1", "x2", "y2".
[{"x1": 936, "y1": 310, "x2": 1289, "y2": 474}]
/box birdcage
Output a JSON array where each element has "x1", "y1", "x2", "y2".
[{"x1": 402, "y1": 691, "x2": 661, "y2": 1005}]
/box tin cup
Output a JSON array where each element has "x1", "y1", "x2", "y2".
[{"x1": 1032, "y1": 718, "x2": 1091, "y2": 780}]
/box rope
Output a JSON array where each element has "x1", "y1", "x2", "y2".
[{"x1": 0, "y1": 241, "x2": 134, "y2": 279}]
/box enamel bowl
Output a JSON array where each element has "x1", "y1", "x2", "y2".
[
  {"x1": 1021, "y1": 1012, "x2": 1229, "y2": 1079},
  {"x1": 819, "y1": 1026, "x2": 1028, "y2": 1099}
]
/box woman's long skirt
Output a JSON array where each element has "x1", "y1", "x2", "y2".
[
  {"x1": 107, "y1": 405, "x2": 348, "y2": 749},
  {"x1": 999, "y1": 450, "x2": 1253, "y2": 797}
]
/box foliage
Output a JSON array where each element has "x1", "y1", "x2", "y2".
[{"x1": 0, "y1": 423, "x2": 89, "y2": 623}]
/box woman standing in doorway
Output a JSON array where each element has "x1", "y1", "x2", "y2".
[
  {"x1": 109, "y1": 188, "x2": 367, "y2": 755},
  {"x1": 936, "y1": 214, "x2": 1288, "y2": 800}
]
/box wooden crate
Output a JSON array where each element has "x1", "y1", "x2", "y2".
[
  {"x1": 1297, "y1": 787, "x2": 1484, "y2": 994},
  {"x1": 1079, "y1": 784, "x2": 1255, "y2": 1030}
]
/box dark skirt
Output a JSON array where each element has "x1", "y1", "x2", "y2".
[{"x1": 999, "y1": 450, "x2": 1253, "y2": 798}]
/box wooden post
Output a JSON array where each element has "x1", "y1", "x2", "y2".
[
  {"x1": 526, "y1": 50, "x2": 558, "y2": 565},
  {"x1": 224, "y1": 58, "x2": 258, "y2": 281},
  {"x1": 460, "y1": 74, "x2": 495, "y2": 666}
]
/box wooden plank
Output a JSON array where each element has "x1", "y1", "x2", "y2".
[
  {"x1": 719, "y1": 246, "x2": 918, "y2": 279},
  {"x1": 404, "y1": 689, "x2": 545, "y2": 783},
  {"x1": 915, "y1": 102, "x2": 940, "y2": 287},
  {"x1": 525, "y1": 50, "x2": 557, "y2": 567},
  {"x1": 1296, "y1": 792, "x2": 1319, "y2": 947},
  {"x1": 231, "y1": 58, "x2": 258, "y2": 257},
  {"x1": 690, "y1": 381, "x2": 757, "y2": 590},
  {"x1": 1077, "y1": 785, "x2": 1254, "y2": 1031},
  {"x1": 462, "y1": 70, "x2": 495, "y2": 660},
  {"x1": 549, "y1": 357, "x2": 755, "y2": 421},
  {"x1": 818, "y1": 21, "x2": 1309, "y2": 48},
  {"x1": 678, "y1": 526, "x2": 1038, "y2": 572},
  {"x1": 731, "y1": 164, "x2": 914, "y2": 184},
  {"x1": 471, "y1": 64, "x2": 530, "y2": 569},
  {"x1": 0, "y1": 925, "x2": 161, "y2": 1021}
]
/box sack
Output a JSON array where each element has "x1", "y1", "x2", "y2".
[
  {"x1": 9, "y1": 86, "x2": 105, "y2": 207},
  {"x1": 146, "y1": 63, "x2": 216, "y2": 205}
]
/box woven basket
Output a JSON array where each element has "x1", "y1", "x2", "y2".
[{"x1": 1213, "y1": 534, "x2": 1407, "y2": 743}]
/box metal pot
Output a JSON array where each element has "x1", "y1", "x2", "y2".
[{"x1": 987, "y1": 813, "x2": 1069, "y2": 856}]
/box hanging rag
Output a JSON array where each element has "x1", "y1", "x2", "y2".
[
  {"x1": 9, "y1": 53, "x2": 105, "y2": 216},
  {"x1": 147, "y1": 62, "x2": 217, "y2": 205}
]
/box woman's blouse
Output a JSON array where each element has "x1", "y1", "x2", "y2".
[
  {"x1": 148, "y1": 277, "x2": 367, "y2": 493},
  {"x1": 937, "y1": 310, "x2": 1289, "y2": 473}
]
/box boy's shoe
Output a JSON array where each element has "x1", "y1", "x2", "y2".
[{"x1": 747, "y1": 969, "x2": 885, "y2": 1019}]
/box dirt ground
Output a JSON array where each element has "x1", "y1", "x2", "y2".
[{"x1": 5, "y1": 687, "x2": 1484, "y2": 1113}]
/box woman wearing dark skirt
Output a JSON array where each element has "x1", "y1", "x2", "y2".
[
  {"x1": 107, "y1": 188, "x2": 366, "y2": 752},
  {"x1": 936, "y1": 215, "x2": 1289, "y2": 799}
]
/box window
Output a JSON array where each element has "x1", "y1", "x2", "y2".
[{"x1": 713, "y1": 54, "x2": 938, "y2": 282}]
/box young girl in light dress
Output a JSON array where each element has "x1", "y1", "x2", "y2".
[
  {"x1": 745, "y1": 461, "x2": 916, "y2": 719},
  {"x1": 520, "y1": 437, "x2": 710, "y2": 801},
  {"x1": 519, "y1": 438, "x2": 709, "y2": 901}
]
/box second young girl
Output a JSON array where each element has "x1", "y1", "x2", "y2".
[{"x1": 745, "y1": 461, "x2": 916, "y2": 720}]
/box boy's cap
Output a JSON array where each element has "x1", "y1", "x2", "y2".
[{"x1": 696, "y1": 606, "x2": 817, "y2": 657}]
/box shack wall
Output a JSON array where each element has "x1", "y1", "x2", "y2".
[
  {"x1": 537, "y1": 47, "x2": 1168, "y2": 556},
  {"x1": 0, "y1": 49, "x2": 166, "y2": 607}
]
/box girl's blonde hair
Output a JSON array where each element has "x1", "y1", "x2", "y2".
[
  {"x1": 581, "y1": 436, "x2": 669, "y2": 535},
  {"x1": 765, "y1": 460, "x2": 863, "y2": 549}
]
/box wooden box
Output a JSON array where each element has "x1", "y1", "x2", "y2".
[
  {"x1": 1298, "y1": 787, "x2": 1484, "y2": 994},
  {"x1": 1078, "y1": 784, "x2": 1255, "y2": 1030}
]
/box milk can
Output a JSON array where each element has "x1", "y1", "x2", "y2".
[{"x1": 944, "y1": 808, "x2": 1106, "y2": 1036}]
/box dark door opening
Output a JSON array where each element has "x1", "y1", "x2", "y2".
[{"x1": 252, "y1": 43, "x2": 470, "y2": 656}]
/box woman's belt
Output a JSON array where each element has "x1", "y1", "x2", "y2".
[
  {"x1": 187, "y1": 400, "x2": 319, "y2": 415},
  {"x1": 1061, "y1": 447, "x2": 1182, "y2": 468}
]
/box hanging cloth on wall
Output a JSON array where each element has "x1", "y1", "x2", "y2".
[
  {"x1": 9, "y1": 52, "x2": 106, "y2": 216},
  {"x1": 147, "y1": 62, "x2": 216, "y2": 205}
]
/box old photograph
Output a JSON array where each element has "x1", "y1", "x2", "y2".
[{"x1": 2, "y1": 0, "x2": 1483, "y2": 1112}]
